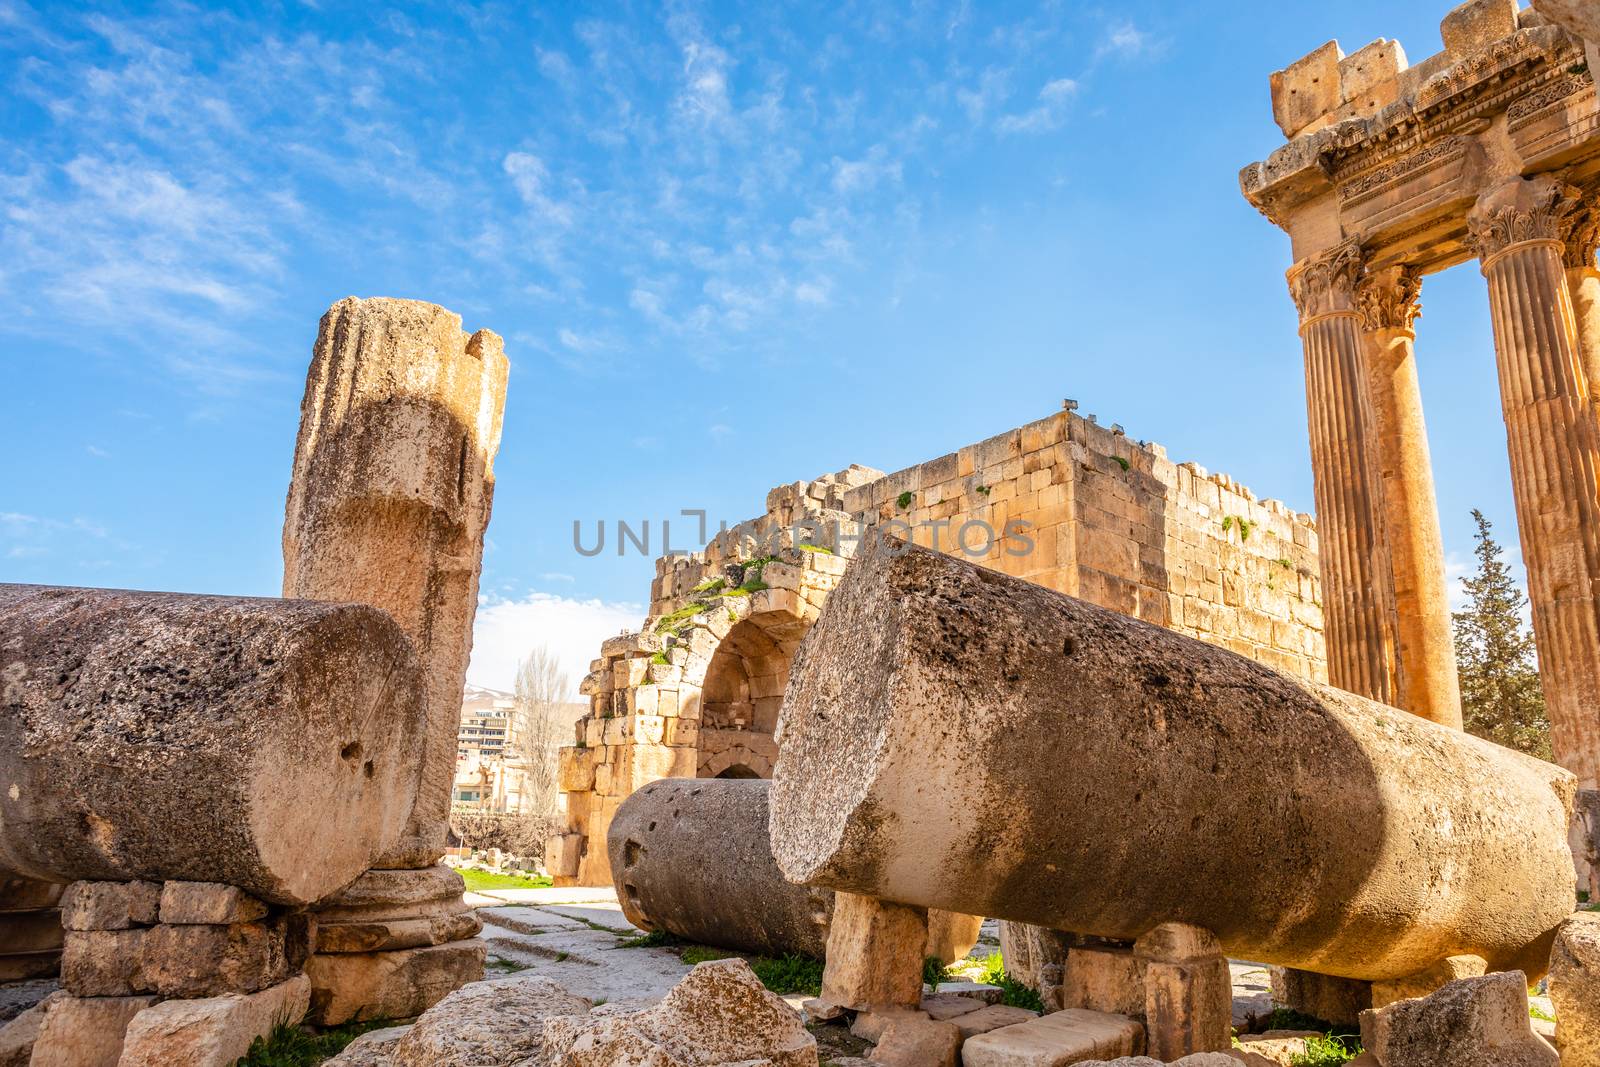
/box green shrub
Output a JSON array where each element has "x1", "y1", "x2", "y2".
[
  {"x1": 236, "y1": 1020, "x2": 393, "y2": 1067},
  {"x1": 750, "y1": 954, "x2": 824, "y2": 996},
  {"x1": 1112, "y1": 456, "x2": 1130, "y2": 471},
  {"x1": 896, "y1": 491, "x2": 914, "y2": 510},
  {"x1": 974, "y1": 953, "x2": 1044, "y2": 1012}
]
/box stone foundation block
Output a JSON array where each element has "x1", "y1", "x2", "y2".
[
  {"x1": 118, "y1": 974, "x2": 311, "y2": 1067},
  {"x1": 1060, "y1": 943, "x2": 1145, "y2": 1017},
  {"x1": 158, "y1": 882, "x2": 269, "y2": 926},
  {"x1": 1359, "y1": 970, "x2": 1557, "y2": 1067},
  {"x1": 1549, "y1": 913, "x2": 1600, "y2": 1067},
  {"x1": 921, "y1": 993, "x2": 982, "y2": 1021},
  {"x1": 28, "y1": 993, "x2": 159, "y2": 1067},
  {"x1": 820, "y1": 892, "x2": 927, "y2": 1012},
  {"x1": 60, "y1": 881, "x2": 160, "y2": 931},
  {"x1": 954, "y1": 1004, "x2": 1042, "y2": 1037},
  {"x1": 0, "y1": 993, "x2": 58, "y2": 1067},
  {"x1": 961, "y1": 1008, "x2": 1143, "y2": 1066},
  {"x1": 850, "y1": 1006, "x2": 927, "y2": 1043},
  {"x1": 1370, "y1": 954, "x2": 1488, "y2": 1009},
  {"x1": 305, "y1": 938, "x2": 485, "y2": 1025},
  {"x1": 868, "y1": 1016, "x2": 960, "y2": 1067},
  {"x1": 143, "y1": 913, "x2": 313, "y2": 997},
  {"x1": 1135, "y1": 923, "x2": 1232, "y2": 1060},
  {"x1": 62, "y1": 928, "x2": 147, "y2": 996}
]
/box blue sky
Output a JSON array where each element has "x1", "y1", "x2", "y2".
[{"x1": 0, "y1": 1, "x2": 1529, "y2": 692}]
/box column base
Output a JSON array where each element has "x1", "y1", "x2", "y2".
[
  {"x1": 304, "y1": 940, "x2": 486, "y2": 1026},
  {"x1": 0, "y1": 876, "x2": 63, "y2": 983}
]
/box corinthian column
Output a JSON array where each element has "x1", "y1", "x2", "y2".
[
  {"x1": 1354, "y1": 267, "x2": 1463, "y2": 728},
  {"x1": 1562, "y1": 190, "x2": 1600, "y2": 434},
  {"x1": 1287, "y1": 241, "x2": 1399, "y2": 704},
  {"x1": 1470, "y1": 177, "x2": 1600, "y2": 793}
]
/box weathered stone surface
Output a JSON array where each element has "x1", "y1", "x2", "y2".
[
  {"x1": 388, "y1": 973, "x2": 590, "y2": 1066},
  {"x1": 1060, "y1": 943, "x2": 1144, "y2": 1017},
  {"x1": 0, "y1": 993, "x2": 57, "y2": 1067},
  {"x1": 117, "y1": 974, "x2": 311, "y2": 1067},
  {"x1": 1359, "y1": 970, "x2": 1557, "y2": 1067},
  {"x1": 953, "y1": 1004, "x2": 1042, "y2": 1037},
  {"x1": 961, "y1": 1009, "x2": 1143, "y2": 1066},
  {"x1": 61, "y1": 928, "x2": 146, "y2": 996},
  {"x1": 158, "y1": 882, "x2": 268, "y2": 926},
  {"x1": 610, "y1": 779, "x2": 978, "y2": 968},
  {"x1": 1269, "y1": 968, "x2": 1371, "y2": 1029},
  {"x1": 1232, "y1": 1031, "x2": 1321, "y2": 1066},
  {"x1": 868, "y1": 1016, "x2": 959, "y2": 1067},
  {"x1": 1069, "y1": 1057, "x2": 1238, "y2": 1067},
  {"x1": 142, "y1": 913, "x2": 313, "y2": 997},
  {"x1": 1578, "y1": 789, "x2": 1600, "y2": 901},
  {"x1": 312, "y1": 865, "x2": 471, "y2": 922},
  {"x1": 0, "y1": 908, "x2": 62, "y2": 954},
  {"x1": 0, "y1": 584, "x2": 427, "y2": 905},
  {"x1": 770, "y1": 539, "x2": 1576, "y2": 983},
  {"x1": 922, "y1": 992, "x2": 982, "y2": 1021},
  {"x1": 1370, "y1": 954, "x2": 1487, "y2": 1009},
  {"x1": 284, "y1": 296, "x2": 508, "y2": 867},
  {"x1": 1136, "y1": 924, "x2": 1232, "y2": 1060},
  {"x1": 1549, "y1": 912, "x2": 1600, "y2": 1067},
  {"x1": 61, "y1": 881, "x2": 159, "y2": 931},
  {"x1": 0, "y1": 874, "x2": 63, "y2": 912},
  {"x1": 306, "y1": 939, "x2": 486, "y2": 1025},
  {"x1": 315, "y1": 911, "x2": 482, "y2": 954},
  {"x1": 820, "y1": 892, "x2": 927, "y2": 1012},
  {"x1": 1440, "y1": 0, "x2": 1520, "y2": 58},
  {"x1": 850, "y1": 1006, "x2": 927, "y2": 1043},
  {"x1": 29, "y1": 993, "x2": 158, "y2": 1067},
  {"x1": 543, "y1": 959, "x2": 817, "y2": 1066},
  {"x1": 322, "y1": 1024, "x2": 411, "y2": 1067}
]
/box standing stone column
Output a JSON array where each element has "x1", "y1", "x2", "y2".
[
  {"x1": 1470, "y1": 177, "x2": 1600, "y2": 796},
  {"x1": 283, "y1": 297, "x2": 509, "y2": 1023},
  {"x1": 1562, "y1": 193, "x2": 1600, "y2": 435},
  {"x1": 1287, "y1": 241, "x2": 1399, "y2": 704},
  {"x1": 1354, "y1": 266, "x2": 1462, "y2": 728}
]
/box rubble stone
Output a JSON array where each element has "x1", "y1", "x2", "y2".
[
  {"x1": 389, "y1": 973, "x2": 590, "y2": 1067},
  {"x1": 142, "y1": 913, "x2": 313, "y2": 997},
  {"x1": 60, "y1": 881, "x2": 160, "y2": 931},
  {"x1": 28, "y1": 993, "x2": 158, "y2": 1067},
  {"x1": 158, "y1": 882, "x2": 269, "y2": 926},
  {"x1": 868, "y1": 1015, "x2": 960, "y2": 1067},
  {"x1": 850, "y1": 1006, "x2": 927, "y2": 1043},
  {"x1": 0, "y1": 993, "x2": 56, "y2": 1067},
  {"x1": 961, "y1": 1008, "x2": 1143, "y2": 1066},
  {"x1": 1358, "y1": 970, "x2": 1558, "y2": 1067},
  {"x1": 117, "y1": 974, "x2": 310, "y2": 1067},
  {"x1": 1548, "y1": 912, "x2": 1600, "y2": 1067},
  {"x1": 322, "y1": 1025, "x2": 411, "y2": 1066},
  {"x1": 0, "y1": 584, "x2": 427, "y2": 905},
  {"x1": 770, "y1": 539, "x2": 1576, "y2": 983},
  {"x1": 305, "y1": 939, "x2": 486, "y2": 1025}
]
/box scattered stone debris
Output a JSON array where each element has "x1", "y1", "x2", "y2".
[{"x1": 1359, "y1": 970, "x2": 1558, "y2": 1067}]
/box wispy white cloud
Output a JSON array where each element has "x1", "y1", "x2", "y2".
[
  {"x1": 996, "y1": 77, "x2": 1079, "y2": 134},
  {"x1": 468, "y1": 591, "x2": 644, "y2": 697}
]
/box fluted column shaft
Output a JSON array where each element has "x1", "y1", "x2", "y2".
[
  {"x1": 1289, "y1": 244, "x2": 1398, "y2": 704},
  {"x1": 1472, "y1": 178, "x2": 1600, "y2": 791},
  {"x1": 1356, "y1": 269, "x2": 1462, "y2": 728}
]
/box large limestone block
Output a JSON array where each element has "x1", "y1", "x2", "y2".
[
  {"x1": 117, "y1": 974, "x2": 311, "y2": 1067},
  {"x1": 313, "y1": 864, "x2": 481, "y2": 953},
  {"x1": 1441, "y1": 0, "x2": 1520, "y2": 58},
  {"x1": 322, "y1": 1024, "x2": 410, "y2": 1066},
  {"x1": 158, "y1": 882, "x2": 268, "y2": 925},
  {"x1": 389, "y1": 973, "x2": 590, "y2": 1067},
  {"x1": 770, "y1": 539, "x2": 1577, "y2": 983},
  {"x1": 821, "y1": 892, "x2": 927, "y2": 1012},
  {"x1": 305, "y1": 938, "x2": 486, "y2": 1025},
  {"x1": 1135, "y1": 923, "x2": 1231, "y2": 1059},
  {"x1": 960, "y1": 1008, "x2": 1143, "y2": 1066},
  {"x1": 609, "y1": 778, "x2": 978, "y2": 964},
  {"x1": 61, "y1": 881, "x2": 160, "y2": 931},
  {"x1": 1532, "y1": 0, "x2": 1600, "y2": 39},
  {"x1": 1549, "y1": 913, "x2": 1600, "y2": 1067},
  {"x1": 541, "y1": 958, "x2": 818, "y2": 1066},
  {"x1": 284, "y1": 296, "x2": 508, "y2": 866},
  {"x1": 868, "y1": 1015, "x2": 960, "y2": 1067},
  {"x1": 1359, "y1": 970, "x2": 1557, "y2": 1066},
  {"x1": 0, "y1": 584, "x2": 426, "y2": 905},
  {"x1": 142, "y1": 913, "x2": 313, "y2": 997},
  {"x1": 29, "y1": 993, "x2": 158, "y2": 1067},
  {"x1": 1269, "y1": 42, "x2": 1342, "y2": 139}
]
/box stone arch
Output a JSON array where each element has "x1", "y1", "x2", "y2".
[{"x1": 692, "y1": 605, "x2": 810, "y2": 779}]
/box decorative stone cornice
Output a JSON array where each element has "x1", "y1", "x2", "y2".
[
  {"x1": 1467, "y1": 176, "x2": 1582, "y2": 264},
  {"x1": 1356, "y1": 265, "x2": 1424, "y2": 333},
  {"x1": 1287, "y1": 240, "x2": 1364, "y2": 324},
  {"x1": 1559, "y1": 185, "x2": 1600, "y2": 270}
]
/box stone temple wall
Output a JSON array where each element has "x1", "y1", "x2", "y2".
[{"x1": 551, "y1": 407, "x2": 1328, "y2": 887}]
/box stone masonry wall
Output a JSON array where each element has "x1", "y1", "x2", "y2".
[{"x1": 551, "y1": 407, "x2": 1327, "y2": 887}]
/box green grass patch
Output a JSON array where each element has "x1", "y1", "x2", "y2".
[
  {"x1": 649, "y1": 651, "x2": 671, "y2": 666},
  {"x1": 1259, "y1": 1008, "x2": 1335, "y2": 1033},
  {"x1": 1530, "y1": 1002, "x2": 1555, "y2": 1022},
  {"x1": 680, "y1": 944, "x2": 740, "y2": 965},
  {"x1": 484, "y1": 956, "x2": 527, "y2": 973},
  {"x1": 618, "y1": 929, "x2": 677, "y2": 949},
  {"x1": 457, "y1": 868, "x2": 552, "y2": 892},
  {"x1": 923, "y1": 955, "x2": 946, "y2": 993},
  {"x1": 972, "y1": 952, "x2": 1044, "y2": 1012},
  {"x1": 896, "y1": 491, "x2": 914, "y2": 510},
  {"x1": 750, "y1": 953, "x2": 824, "y2": 995},
  {"x1": 1112, "y1": 456, "x2": 1130, "y2": 471},
  {"x1": 691, "y1": 577, "x2": 727, "y2": 595},
  {"x1": 236, "y1": 1020, "x2": 394, "y2": 1067},
  {"x1": 798, "y1": 543, "x2": 834, "y2": 554},
  {"x1": 1289, "y1": 1035, "x2": 1360, "y2": 1067}
]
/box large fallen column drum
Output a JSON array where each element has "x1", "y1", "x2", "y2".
[
  {"x1": 769, "y1": 539, "x2": 1578, "y2": 982},
  {"x1": 0, "y1": 584, "x2": 427, "y2": 905},
  {"x1": 609, "y1": 777, "x2": 980, "y2": 962}
]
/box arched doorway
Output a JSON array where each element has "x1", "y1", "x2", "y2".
[{"x1": 696, "y1": 609, "x2": 808, "y2": 779}]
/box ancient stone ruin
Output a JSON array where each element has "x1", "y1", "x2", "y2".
[{"x1": 2, "y1": 3, "x2": 1600, "y2": 1066}]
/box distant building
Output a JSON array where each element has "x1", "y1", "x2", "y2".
[{"x1": 453, "y1": 684, "x2": 588, "y2": 812}]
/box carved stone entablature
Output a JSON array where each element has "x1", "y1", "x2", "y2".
[
  {"x1": 1356, "y1": 265, "x2": 1425, "y2": 332},
  {"x1": 1467, "y1": 176, "x2": 1582, "y2": 261},
  {"x1": 1560, "y1": 183, "x2": 1600, "y2": 268},
  {"x1": 1507, "y1": 71, "x2": 1596, "y2": 129},
  {"x1": 1288, "y1": 240, "x2": 1365, "y2": 323}
]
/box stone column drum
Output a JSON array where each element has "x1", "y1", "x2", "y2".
[
  {"x1": 607, "y1": 777, "x2": 980, "y2": 963},
  {"x1": 1354, "y1": 265, "x2": 1462, "y2": 728},
  {"x1": 0, "y1": 583, "x2": 426, "y2": 904},
  {"x1": 1470, "y1": 178, "x2": 1600, "y2": 796},
  {"x1": 1287, "y1": 242, "x2": 1399, "y2": 706},
  {"x1": 283, "y1": 297, "x2": 508, "y2": 1023},
  {"x1": 769, "y1": 538, "x2": 1577, "y2": 984}
]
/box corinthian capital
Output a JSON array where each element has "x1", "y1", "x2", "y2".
[
  {"x1": 1559, "y1": 184, "x2": 1600, "y2": 270},
  {"x1": 1356, "y1": 265, "x2": 1424, "y2": 332},
  {"x1": 1287, "y1": 239, "x2": 1364, "y2": 323},
  {"x1": 1467, "y1": 177, "x2": 1582, "y2": 263}
]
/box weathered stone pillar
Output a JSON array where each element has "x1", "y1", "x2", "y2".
[
  {"x1": 1470, "y1": 178, "x2": 1600, "y2": 795},
  {"x1": 1354, "y1": 266, "x2": 1462, "y2": 728},
  {"x1": 1563, "y1": 195, "x2": 1600, "y2": 434},
  {"x1": 1287, "y1": 241, "x2": 1398, "y2": 705},
  {"x1": 284, "y1": 297, "x2": 508, "y2": 1022}
]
